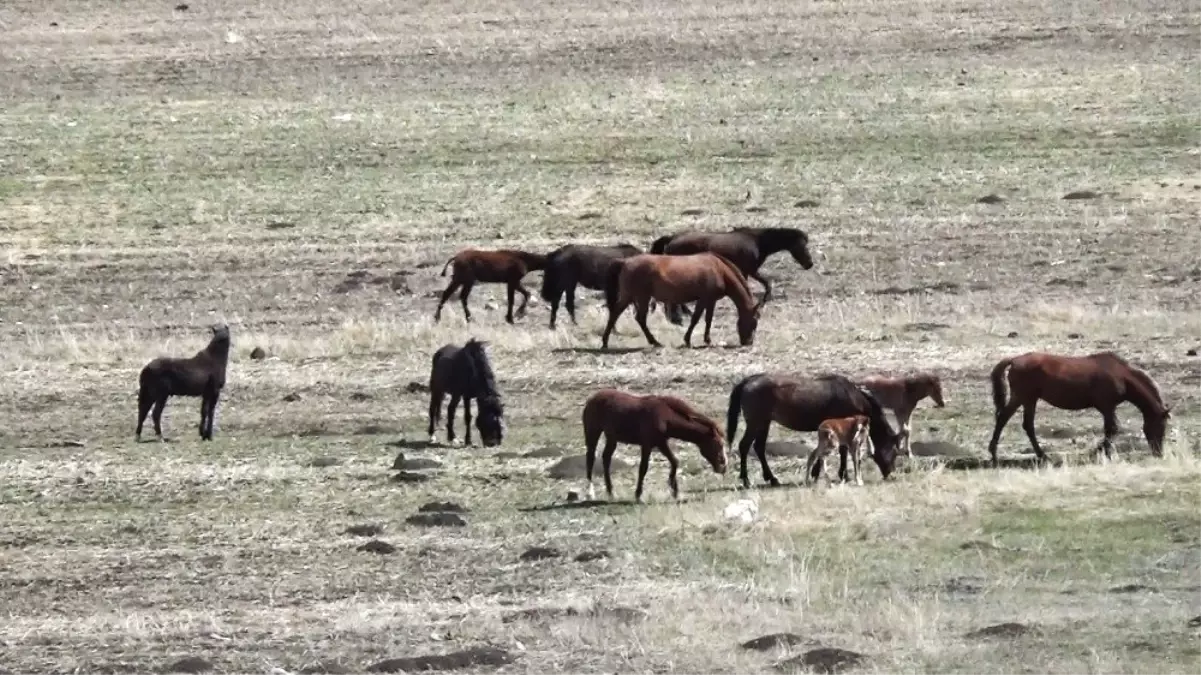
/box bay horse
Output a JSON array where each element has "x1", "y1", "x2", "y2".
[
  {"x1": 987, "y1": 351, "x2": 1172, "y2": 466},
  {"x1": 806, "y1": 415, "x2": 872, "y2": 487},
  {"x1": 601, "y1": 252, "x2": 761, "y2": 349},
  {"x1": 857, "y1": 372, "x2": 947, "y2": 458},
  {"x1": 539, "y1": 242, "x2": 643, "y2": 329},
  {"x1": 427, "y1": 338, "x2": 505, "y2": 447},
  {"x1": 726, "y1": 372, "x2": 901, "y2": 488},
  {"x1": 582, "y1": 388, "x2": 727, "y2": 502},
  {"x1": 136, "y1": 323, "x2": 231, "y2": 442},
  {"x1": 434, "y1": 248, "x2": 548, "y2": 324},
  {"x1": 650, "y1": 226, "x2": 814, "y2": 324}
]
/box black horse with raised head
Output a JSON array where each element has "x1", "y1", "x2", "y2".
[
  {"x1": 651, "y1": 226, "x2": 815, "y2": 323},
  {"x1": 427, "y1": 338, "x2": 505, "y2": 447},
  {"x1": 136, "y1": 323, "x2": 232, "y2": 442},
  {"x1": 540, "y1": 242, "x2": 643, "y2": 329}
]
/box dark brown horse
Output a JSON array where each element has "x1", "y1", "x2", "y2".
[
  {"x1": 427, "y1": 338, "x2": 505, "y2": 447},
  {"x1": 434, "y1": 248, "x2": 548, "y2": 324},
  {"x1": 987, "y1": 351, "x2": 1172, "y2": 466},
  {"x1": 540, "y1": 242, "x2": 643, "y2": 329},
  {"x1": 583, "y1": 388, "x2": 727, "y2": 502},
  {"x1": 136, "y1": 324, "x2": 231, "y2": 442},
  {"x1": 650, "y1": 226, "x2": 814, "y2": 323},
  {"x1": 857, "y1": 372, "x2": 947, "y2": 458},
  {"x1": 602, "y1": 252, "x2": 761, "y2": 349},
  {"x1": 726, "y1": 372, "x2": 901, "y2": 488}
]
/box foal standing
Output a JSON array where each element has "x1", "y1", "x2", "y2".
[
  {"x1": 434, "y1": 248, "x2": 548, "y2": 323},
  {"x1": 856, "y1": 372, "x2": 946, "y2": 458},
  {"x1": 136, "y1": 324, "x2": 231, "y2": 442},
  {"x1": 582, "y1": 389, "x2": 727, "y2": 502},
  {"x1": 805, "y1": 415, "x2": 872, "y2": 487}
]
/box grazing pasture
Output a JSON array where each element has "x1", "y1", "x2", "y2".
[{"x1": 1, "y1": 0, "x2": 1200, "y2": 673}]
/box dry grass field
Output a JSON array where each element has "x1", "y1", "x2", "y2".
[{"x1": 2, "y1": 0, "x2": 1200, "y2": 672}]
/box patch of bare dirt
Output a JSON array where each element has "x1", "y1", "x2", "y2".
[
  {"x1": 775, "y1": 647, "x2": 864, "y2": 673},
  {"x1": 344, "y1": 524, "x2": 383, "y2": 537},
  {"x1": 741, "y1": 632, "x2": 810, "y2": 651},
  {"x1": 545, "y1": 454, "x2": 631, "y2": 479},
  {"x1": 368, "y1": 646, "x2": 514, "y2": 672},
  {"x1": 164, "y1": 656, "x2": 213, "y2": 674},
  {"x1": 965, "y1": 622, "x2": 1038, "y2": 639},
  {"x1": 520, "y1": 546, "x2": 561, "y2": 561},
  {"x1": 406, "y1": 512, "x2": 467, "y2": 527},
  {"x1": 356, "y1": 539, "x2": 396, "y2": 555}
]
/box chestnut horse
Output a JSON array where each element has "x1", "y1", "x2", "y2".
[
  {"x1": 806, "y1": 415, "x2": 872, "y2": 487},
  {"x1": 136, "y1": 324, "x2": 231, "y2": 442},
  {"x1": 987, "y1": 351, "x2": 1171, "y2": 466},
  {"x1": 434, "y1": 248, "x2": 548, "y2": 324},
  {"x1": 540, "y1": 242, "x2": 643, "y2": 329},
  {"x1": 857, "y1": 372, "x2": 947, "y2": 458},
  {"x1": 583, "y1": 388, "x2": 727, "y2": 502},
  {"x1": 601, "y1": 252, "x2": 761, "y2": 349},
  {"x1": 650, "y1": 226, "x2": 814, "y2": 324},
  {"x1": 727, "y1": 372, "x2": 901, "y2": 488}
]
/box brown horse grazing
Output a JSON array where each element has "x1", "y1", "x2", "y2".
[
  {"x1": 427, "y1": 338, "x2": 505, "y2": 447},
  {"x1": 601, "y1": 252, "x2": 761, "y2": 349},
  {"x1": 806, "y1": 415, "x2": 872, "y2": 487},
  {"x1": 650, "y1": 226, "x2": 814, "y2": 324},
  {"x1": 582, "y1": 388, "x2": 727, "y2": 502},
  {"x1": 987, "y1": 351, "x2": 1172, "y2": 466},
  {"x1": 434, "y1": 248, "x2": 548, "y2": 324},
  {"x1": 727, "y1": 372, "x2": 901, "y2": 488},
  {"x1": 539, "y1": 242, "x2": 643, "y2": 329},
  {"x1": 857, "y1": 372, "x2": 947, "y2": 458},
  {"x1": 136, "y1": 324, "x2": 231, "y2": 442}
]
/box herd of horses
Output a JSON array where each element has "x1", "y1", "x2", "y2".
[{"x1": 134, "y1": 225, "x2": 1175, "y2": 502}]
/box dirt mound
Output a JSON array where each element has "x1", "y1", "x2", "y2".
[
  {"x1": 909, "y1": 440, "x2": 971, "y2": 457},
  {"x1": 392, "y1": 453, "x2": 443, "y2": 471},
  {"x1": 304, "y1": 456, "x2": 342, "y2": 468},
  {"x1": 575, "y1": 549, "x2": 610, "y2": 562},
  {"x1": 764, "y1": 441, "x2": 813, "y2": 457},
  {"x1": 391, "y1": 471, "x2": 432, "y2": 484},
  {"x1": 520, "y1": 546, "x2": 561, "y2": 561},
  {"x1": 165, "y1": 657, "x2": 213, "y2": 674},
  {"x1": 546, "y1": 454, "x2": 631, "y2": 480},
  {"x1": 419, "y1": 501, "x2": 467, "y2": 513},
  {"x1": 344, "y1": 524, "x2": 383, "y2": 537},
  {"x1": 977, "y1": 193, "x2": 1004, "y2": 204},
  {"x1": 298, "y1": 661, "x2": 351, "y2": 674},
  {"x1": 524, "y1": 446, "x2": 569, "y2": 458},
  {"x1": 368, "y1": 646, "x2": 514, "y2": 672},
  {"x1": 964, "y1": 622, "x2": 1037, "y2": 639},
  {"x1": 407, "y1": 512, "x2": 467, "y2": 527},
  {"x1": 775, "y1": 647, "x2": 864, "y2": 673},
  {"x1": 741, "y1": 632, "x2": 808, "y2": 651},
  {"x1": 356, "y1": 539, "x2": 396, "y2": 555}
]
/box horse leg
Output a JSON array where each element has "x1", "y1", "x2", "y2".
[
  {"x1": 662, "y1": 442, "x2": 681, "y2": 500},
  {"x1": 1098, "y1": 407, "x2": 1119, "y2": 461},
  {"x1": 463, "y1": 397, "x2": 474, "y2": 446},
  {"x1": 683, "y1": 299, "x2": 707, "y2": 347},
  {"x1": 427, "y1": 390, "x2": 443, "y2": 442},
  {"x1": 434, "y1": 279, "x2": 461, "y2": 322},
  {"x1": 634, "y1": 444, "x2": 653, "y2": 503},
  {"x1": 633, "y1": 297, "x2": 661, "y2": 347},
  {"x1": 514, "y1": 281, "x2": 531, "y2": 319},
  {"x1": 446, "y1": 393, "x2": 460, "y2": 445},
  {"x1": 601, "y1": 299, "x2": 631, "y2": 349},
  {"x1": 749, "y1": 270, "x2": 772, "y2": 305},
  {"x1": 896, "y1": 405, "x2": 915, "y2": 458},
  {"x1": 136, "y1": 389, "x2": 154, "y2": 442},
  {"x1": 459, "y1": 281, "x2": 475, "y2": 322},
  {"x1": 1021, "y1": 402, "x2": 1049, "y2": 464},
  {"x1": 151, "y1": 396, "x2": 169, "y2": 441},
  {"x1": 803, "y1": 444, "x2": 826, "y2": 486},
  {"x1": 198, "y1": 397, "x2": 210, "y2": 440},
  {"x1": 584, "y1": 426, "x2": 602, "y2": 500},
  {"x1": 601, "y1": 437, "x2": 619, "y2": 500},
  {"x1": 201, "y1": 391, "x2": 219, "y2": 440},
  {"x1": 737, "y1": 428, "x2": 756, "y2": 489},
  {"x1": 505, "y1": 283, "x2": 517, "y2": 324},
  {"x1": 702, "y1": 301, "x2": 717, "y2": 345},
  {"x1": 986, "y1": 400, "x2": 1021, "y2": 467},
  {"x1": 564, "y1": 282, "x2": 578, "y2": 325},
  {"x1": 753, "y1": 428, "x2": 780, "y2": 487}
]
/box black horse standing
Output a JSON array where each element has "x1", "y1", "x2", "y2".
[
  {"x1": 539, "y1": 242, "x2": 643, "y2": 329},
  {"x1": 136, "y1": 323, "x2": 232, "y2": 442},
  {"x1": 427, "y1": 338, "x2": 505, "y2": 447},
  {"x1": 651, "y1": 226, "x2": 815, "y2": 323}
]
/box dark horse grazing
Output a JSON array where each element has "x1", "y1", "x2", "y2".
[
  {"x1": 726, "y1": 372, "x2": 901, "y2": 488},
  {"x1": 987, "y1": 351, "x2": 1172, "y2": 466},
  {"x1": 434, "y1": 248, "x2": 548, "y2": 324},
  {"x1": 136, "y1": 323, "x2": 231, "y2": 442},
  {"x1": 582, "y1": 388, "x2": 727, "y2": 502},
  {"x1": 650, "y1": 226, "x2": 814, "y2": 324},
  {"x1": 602, "y1": 252, "x2": 761, "y2": 349},
  {"x1": 427, "y1": 338, "x2": 505, "y2": 447},
  {"x1": 540, "y1": 242, "x2": 643, "y2": 329}
]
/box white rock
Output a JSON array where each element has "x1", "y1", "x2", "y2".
[{"x1": 723, "y1": 498, "x2": 759, "y2": 524}]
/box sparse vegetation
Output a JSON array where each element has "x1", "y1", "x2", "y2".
[{"x1": 1, "y1": 0, "x2": 1199, "y2": 673}]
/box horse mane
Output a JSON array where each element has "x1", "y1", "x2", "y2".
[
  {"x1": 817, "y1": 373, "x2": 897, "y2": 447},
  {"x1": 743, "y1": 226, "x2": 807, "y2": 250},
  {"x1": 462, "y1": 339, "x2": 503, "y2": 408},
  {"x1": 657, "y1": 395, "x2": 721, "y2": 440},
  {"x1": 708, "y1": 252, "x2": 754, "y2": 295},
  {"x1": 1093, "y1": 352, "x2": 1165, "y2": 405}
]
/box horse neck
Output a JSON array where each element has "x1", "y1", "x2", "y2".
[
  {"x1": 717, "y1": 260, "x2": 756, "y2": 314},
  {"x1": 204, "y1": 339, "x2": 231, "y2": 363},
  {"x1": 1123, "y1": 369, "x2": 1165, "y2": 417},
  {"x1": 518, "y1": 251, "x2": 547, "y2": 270},
  {"x1": 663, "y1": 411, "x2": 715, "y2": 446},
  {"x1": 755, "y1": 228, "x2": 795, "y2": 255},
  {"x1": 466, "y1": 353, "x2": 500, "y2": 399}
]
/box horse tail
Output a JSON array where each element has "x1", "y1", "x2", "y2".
[
  {"x1": 440, "y1": 255, "x2": 456, "y2": 277},
  {"x1": 539, "y1": 251, "x2": 562, "y2": 302},
  {"x1": 990, "y1": 357, "x2": 1014, "y2": 412},
  {"x1": 604, "y1": 259, "x2": 625, "y2": 311},
  {"x1": 726, "y1": 374, "x2": 757, "y2": 447}
]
